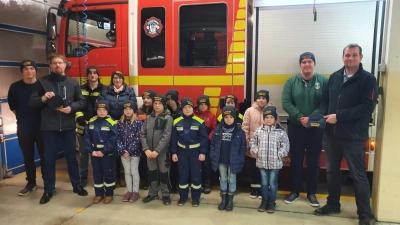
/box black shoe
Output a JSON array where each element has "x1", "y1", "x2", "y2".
[
  {"x1": 73, "y1": 187, "x2": 88, "y2": 196},
  {"x1": 258, "y1": 197, "x2": 268, "y2": 212},
  {"x1": 250, "y1": 189, "x2": 258, "y2": 199},
  {"x1": 218, "y1": 192, "x2": 227, "y2": 210},
  {"x1": 39, "y1": 192, "x2": 53, "y2": 204},
  {"x1": 142, "y1": 195, "x2": 157, "y2": 203},
  {"x1": 178, "y1": 198, "x2": 186, "y2": 206},
  {"x1": 307, "y1": 194, "x2": 320, "y2": 207},
  {"x1": 358, "y1": 217, "x2": 371, "y2": 225},
  {"x1": 314, "y1": 204, "x2": 341, "y2": 216},
  {"x1": 162, "y1": 196, "x2": 171, "y2": 205},
  {"x1": 19, "y1": 183, "x2": 37, "y2": 196},
  {"x1": 284, "y1": 193, "x2": 300, "y2": 204},
  {"x1": 192, "y1": 200, "x2": 200, "y2": 207},
  {"x1": 226, "y1": 194, "x2": 234, "y2": 211},
  {"x1": 80, "y1": 177, "x2": 88, "y2": 187},
  {"x1": 266, "y1": 201, "x2": 276, "y2": 213},
  {"x1": 203, "y1": 180, "x2": 211, "y2": 194}
]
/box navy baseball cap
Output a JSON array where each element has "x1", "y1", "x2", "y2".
[{"x1": 307, "y1": 114, "x2": 326, "y2": 129}]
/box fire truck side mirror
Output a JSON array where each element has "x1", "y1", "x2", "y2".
[{"x1": 46, "y1": 12, "x2": 57, "y2": 40}]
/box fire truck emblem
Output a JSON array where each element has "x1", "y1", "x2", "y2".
[
  {"x1": 315, "y1": 82, "x2": 320, "y2": 89},
  {"x1": 144, "y1": 17, "x2": 163, "y2": 38}
]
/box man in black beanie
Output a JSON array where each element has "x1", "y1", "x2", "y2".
[
  {"x1": 75, "y1": 66, "x2": 105, "y2": 187},
  {"x1": 8, "y1": 59, "x2": 45, "y2": 196}
]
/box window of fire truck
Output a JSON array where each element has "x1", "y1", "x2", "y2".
[
  {"x1": 141, "y1": 7, "x2": 166, "y2": 68},
  {"x1": 179, "y1": 3, "x2": 227, "y2": 67},
  {"x1": 66, "y1": 9, "x2": 116, "y2": 57}
]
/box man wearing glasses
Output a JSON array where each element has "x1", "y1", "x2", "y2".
[{"x1": 29, "y1": 53, "x2": 88, "y2": 204}]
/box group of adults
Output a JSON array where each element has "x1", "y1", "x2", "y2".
[{"x1": 7, "y1": 43, "x2": 376, "y2": 225}]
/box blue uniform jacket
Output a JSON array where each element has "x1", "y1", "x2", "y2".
[
  {"x1": 170, "y1": 114, "x2": 208, "y2": 155},
  {"x1": 84, "y1": 115, "x2": 117, "y2": 155},
  {"x1": 210, "y1": 123, "x2": 247, "y2": 174}
]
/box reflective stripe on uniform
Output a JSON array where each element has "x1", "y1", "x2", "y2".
[
  {"x1": 105, "y1": 117, "x2": 116, "y2": 126},
  {"x1": 94, "y1": 183, "x2": 104, "y2": 188},
  {"x1": 176, "y1": 126, "x2": 183, "y2": 131},
  {"x1": 217, "y1": 114, "x2": 222, "y2": 122},
  {"x1": 89, "y1": 125, "x2": 94, "y2": 129},
  {"x1": 192, "y1": 116, "x2": 204, "y2": 124},
  {"x1": 75, "y1": 111, "x2": 84, "y2": 120},
  {"x1": 177, "y1": 142, "x2": 200, "y2": 149},
  {"x1": 191, "y1": 183, "x2": 202, "y2": 189},
  {"x1": 173, "y1": 116, "x2": 184, "y2": 125},
  {"x1": 238, "y1": 113, "x2": 244, "y2": 120},
  {"x1": 179, "y1": 184, "x2": 189, "y2": 189},
  {"x1": 96, "y1": 144, "x2": 104, "y2": 148},
  {"x1": 101, "y1": 126, "x2": 110, "y2": 131},
  {"x1": 190, "y1": 126, "x2": 199, "y2": 130},
  {"x1": 90, "y1": 92, "x2": 99, "y2": 97},
  {"x1": 104, "y1": 182, "x2": 115, "y2": 187},
  {"x1": 82, "y1": 90, "x2": 90, "y2": 96}
]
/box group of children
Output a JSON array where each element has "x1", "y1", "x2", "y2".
[{"x1": 84, "y1": 89, "x2": 290, "y2": 213}]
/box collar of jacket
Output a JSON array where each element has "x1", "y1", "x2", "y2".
[
  {"x1": 336, "y1": 63, "x2": 365, "y2": 79},
  {"x1": 183, "y1": 114, "x2": 194, "y2": 119},
  {"x1": 84, "y1": 82, "x2": 103, "y2": 91},
  {"x1": 167, "y1": 103, "x2": 180, "y2": 113},
  {"x1": 50, "y1": 72, "x2": 66, "y2": 82},
  {"x1": 151, "y1": 108, "x2": 171, "y2": 117},
  {"x1": 261, "y1": 123, "x2": 284, "y2": 131},
  {"x1": 107, "y1": 84, "x2": 127, "y2": 94},
  {"x1": 295, "y1": 72, "x2": 319, "y2": 85},
  {"x1": 252, "y1": 102, "x2": 264, "y2": 111}
]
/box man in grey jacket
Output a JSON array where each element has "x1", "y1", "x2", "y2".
[
  {"x1": 140, "y1": 94, "x2": 173, "y2": 205},
  {"x1": 29, "y1": 53, "x2": 88, "y2": 204}
]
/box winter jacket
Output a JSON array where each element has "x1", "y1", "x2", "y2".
[
  {"x1": 84, "y1": 115, "x2": 117, "y2": 155},
  {"x1": 29, "y1": 72, "x2": 85, "y2": 131},
  {"x1": 242, "y1": 102, "x2": 265, "y2": 158},
  {"x1": 210, "y1": 123, "x2": 246, "y2": 174},
  {"x1": 282, "y1": 73, "x2": 328, "y2": 125},
  {"x1": 140, "y1": 109, "x2": 173, "y2": 154},
  {"x1": 170, "y1": 114, "x2": 208, "y2": 155},
  {"x1": 117, "y1": 117, "x2": 142, "y2": 156},
  {"x1": 194, "y1": 108, "x2": 217, "y2": 140},
  {"x1": 98, "y1": 84, "x2": 137, "y2": 120},
  {"x1": 319, "y1": 63, "x2": 377, "y2": 141},
  {"x1": 75, "y1": 82, "x2": 105, "y2": 135},
  {"x1": 167, "y1": 103, "x2": 182, "y2": 120},
  {"x1": 249, "y1": 124, "x2": 290, "y2": 169},
  {"x1": 217, "y1": 111, "x2": 244, "y2": 126}
]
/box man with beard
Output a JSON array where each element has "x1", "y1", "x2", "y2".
[{"x1": 29, "y1": 53, "x2": 88, "y2": 204}]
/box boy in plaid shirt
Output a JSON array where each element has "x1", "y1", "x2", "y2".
[{"x1": 250, "y1": 106, "x2": 289, "y2": 213}]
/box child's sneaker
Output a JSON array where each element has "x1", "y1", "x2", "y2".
[
  {"x1": 123, "y1": 192, "x2": 132, "y2": 202},
  {"x1": 250, "y1": 189, "x2": 258, "y2": 199},
  {"x1": 130, "y1": 192, "x2": 139, "y2": 203}
]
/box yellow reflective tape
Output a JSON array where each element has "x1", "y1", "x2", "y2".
[
  {"x1": 230, "y1": 42, "x2": 245, "y2": 52},
  {"x1": 176, "y1": 126, "x2": 183, "y2": 131},
  {"x1": 89, "y1": 125, "x2": 94, "y2": 129},
  {"x1": 238, "y1": 113, "x2": 244, "y2": 119},
  {"x1": 81, "y1": 90, "x2": 89, "y2": 96},
  {"x1": 94, "y1": 183, "x2": 104, "y2": 188},
  {"x1": 191, "y1": 183, "x2": 202, "y2": 189},
  {"x1": 173, "y1": 117, "x2": 184, "y2": 125},
  {"x1": 237, "y1": 9, "x2": 246, "y2": 19},
  {"x1": 139, "y1": 76, "x2": 173, "y2": 86},
  {"x1": 105, "y1": 117, "x2": 116, "y2": 126},
  {"x1": 174, "y1": 76, "x2": 244, "y2": 86},
  {"x1": 192, "y1": 116, "x2": 204, "y2": 124},
  {"x1": 90, "y1": 92, "x2": 99, "y2": 97},
  {"x1": 177, "y1": 142, "x2": 185, "y2": 148},
  {"x1": 101, "y1": 126, "x2": 110, "y2": 131},
  {"x1": 228, "y1": 53, "x2": 245, "y2": 63},
  {"x1": 179, "y1": 184, "x2": 189, "y2": 189},
  {"x1": 234, "y1": 20, "x2": 245, "y2": 30},
  {"x1": 217, "y1": 114, "x2": 222, "y2": 122},
  {"x1": 96, "y1": 144, "x2": 104, "y2": 148},
  {"x1": 233, "y1": 31, "x2": 245, "y2": 41},
  {"x1": 226, "y1": 64, "x2": 245, "y2": 74},
  {"x1": 203, "y1": 87, "x2": 221, "y2": 97},
  {"x1": 104, "y1": 182, "x2": 115, "y2": 187},
  {"x1": 89, "y1": 116, "x2": 98, "y2": 122},
  {"x1": 75, "y1": 112, "x2": 84, "y2": 119}
]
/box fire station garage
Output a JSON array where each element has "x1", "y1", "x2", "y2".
[{"x1": 0, "y1": 0, "x2": 399, "y2": 224}]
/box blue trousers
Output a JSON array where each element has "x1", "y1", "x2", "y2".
[
  {"x1": 218, "y1": 164, "x2": 236, "y2": 193},
  {"x1": 178, "y1": 149, "x2": 202, "y2": 201},
  {"x1": 259, "y1": 168, "x2": 280, "y2": 202},
  {"x1": 42, "y1": 130, "x2": 80, "y2": 192},
  {"x1": 92, "y1": 154, "x2": 115, "y2": 196}
]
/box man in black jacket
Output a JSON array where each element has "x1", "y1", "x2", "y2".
[
  {"x1": 75, "y1": 66, "x2": 104, "y2": 187},
  {"x1": 29, "y1": 53, "x2": 88, "y2": 204},
  {"x1": 315, "y1": 44, "x2": 377, "y2": 225}
]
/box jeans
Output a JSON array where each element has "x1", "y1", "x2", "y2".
[
  {"x1": 324, "y1": 135, "x2": 371, "y2": 218},
  {"x1": 288, "y1": 122, "x2": 323, "y2": 195},
  {"x1": 42, "y1": 130, "x2": 80, "y2": 192},
  {"x1": 218, "y1": 164, "x2": 236, "y2": 193},
  {"x1": 259, "y1": 168, "x2": 280, "y2": 202},
  {"x1": 121, "y1": 156, "x2": 140, "y2": 193},
  {"x1": 77, "y1": 134, "x2": 89, "y2": 178},
  {"x1": 17, "y1": 129, "x2": 45, "y2": 184}
]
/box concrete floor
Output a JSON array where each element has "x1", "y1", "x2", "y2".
[{"x1": 0, "y1": 158, "x2": 386, "y2": 225}]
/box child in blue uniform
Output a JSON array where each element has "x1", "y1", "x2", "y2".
[
  {"x1": 170, "y1": 97, "x2": 208, "y2": 207},
  {"x1": 85, "y1": 100, "x2": 117, "y2": 204}
]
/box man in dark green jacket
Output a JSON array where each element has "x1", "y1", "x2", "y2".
[{"x1": 281, "y1": 52, "x2": 328, "y2": 207}]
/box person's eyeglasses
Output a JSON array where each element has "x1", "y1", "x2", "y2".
[{"x1": 51, "y1": 62, "x2": 65, "y2": 65}]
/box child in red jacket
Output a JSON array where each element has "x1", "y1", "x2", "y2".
[{"x1": 194, "y1": 95, "x2": 217, "y2": 194}]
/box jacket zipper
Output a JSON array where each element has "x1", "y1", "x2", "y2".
[
  {"x1": 266, "y1": 130, "x2": 270, "y2": 169},
  {"x1": 58, "y1": 82, "x2": 62, "y2": 131}
]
